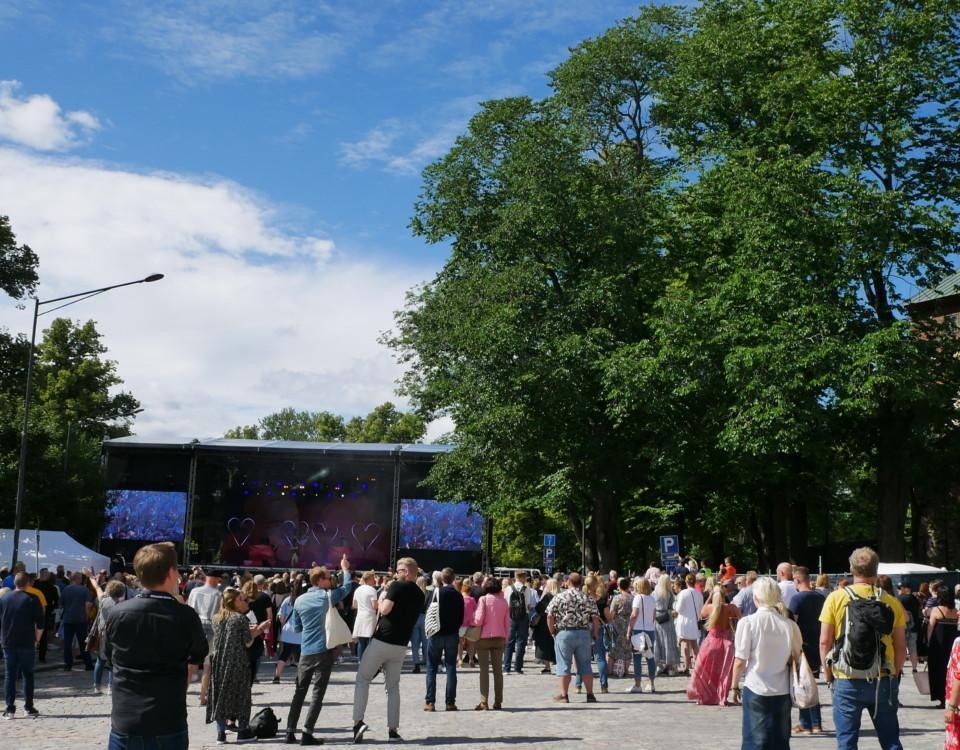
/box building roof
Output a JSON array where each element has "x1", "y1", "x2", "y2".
[
  {"x1": 909, "y1": 270, "x2": 960, "y2": 306},
  {"x1": 102, "y1": 435, "x2": 454, "y2": 458}
]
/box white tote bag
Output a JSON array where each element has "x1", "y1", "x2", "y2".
[
  {"x1": 790, "y1": 652, "x2": 820, "y2": 709},
  {"x1": 325, "y1": 589, "x2": 353, "y2": 649}
]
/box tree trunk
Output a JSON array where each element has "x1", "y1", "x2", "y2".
[
  {"x1": 875, "y1": 412, "x2": 910, "y2": 561},
  {"x1": 591, "y1": 489, "x2": 621, "y2": 571}
]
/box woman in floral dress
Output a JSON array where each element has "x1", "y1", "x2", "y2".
[
  {"x1": 207, "y1": 587, "x2": 270, "y2": 744},
  {"x1": 946, "y1": 636, "x2": 960, "y2": 750},
  {"x1": 607, "y1": 577, "x2": 634, "y2": 679}
]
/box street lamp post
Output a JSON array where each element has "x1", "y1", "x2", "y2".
[{"x1": 10, "y1": 273, "x2": 163, "y2": 568}]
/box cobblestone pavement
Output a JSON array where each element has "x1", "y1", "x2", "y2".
[{"x1": 1, "y1": 654, "x2": 947, "y2": 749}]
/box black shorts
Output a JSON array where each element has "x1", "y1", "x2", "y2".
[{"x1": 278, "y1": 642, "x2": 301, "y2": 663}]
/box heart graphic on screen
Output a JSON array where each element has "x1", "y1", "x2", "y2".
[
  {"x1": 310, "y1": 522, "x2": 339, "y2": 545},
  {"x1": 227, "y1": 517, "x2": 255, "y2": 548},
  {"x1": 280, "y1": 520, "x2": 310, "y2": 548},
  {"x1": 351, "y1": 522, "x2": 381, "y2": 552}
]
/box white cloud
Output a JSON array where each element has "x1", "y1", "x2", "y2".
[
  {"x1": 121, "y1": 3, "x2": 348, "y2": 83},
  {"x1": 0, "y1": 147, "x2": 435, "y2": 440},
  {"x1": 0, "y1": 81, "x2": 101, "y2": 151}
]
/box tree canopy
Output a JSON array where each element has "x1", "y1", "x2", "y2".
[
  {"x1": 389, "y1": 0, "x2": 960, "y2": 570},
  {"x1": 225, "y1": 402, "x2": 426, "y2": 444}
]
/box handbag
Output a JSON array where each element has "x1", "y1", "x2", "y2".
[
  {"x1": 325, "y1": 590, "x2": 352, "y2": 649},
  {"x1": 913, "y1": 664, "x2": 930, "y2": 695},
  {"x1": 790, "y1": 652, "x2": 820, "y2": 709},
  {"x1": 601, "y1": 622, "x2": 618, "y2": 651},
  {"x1": 425, "y1": 588, "x2": 441, "y2": 639},
  {"x1": 463, "y1": 626, "x2": 481, "y2": 642}
]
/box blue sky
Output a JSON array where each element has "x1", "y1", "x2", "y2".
[{"x1": 0, "y1": 1, "x2": 641, "y2": 439}]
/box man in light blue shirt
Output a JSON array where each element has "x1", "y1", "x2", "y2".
[
  {"x1": 732, "y1": 570, "x2": 759, "y2": 616},
  {"x1": 284, "y1": 555, "x2": 353, "y2": 746}
]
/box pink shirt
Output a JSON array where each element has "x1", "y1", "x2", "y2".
[
  {"x1": 461, "y1": 593, "x2": 477, "y2": 628},
  {"x1": 473, "y1": 592, "x2": 509, "y2": 639}
]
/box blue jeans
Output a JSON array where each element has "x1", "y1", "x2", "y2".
[
  {"x1": 832, "y1": 677, "x2": 902, "y2": 750},
  {"x1": 409, "y1": 614, "x2": 426, "y2": 666},
  {"x1": 574, "y1": 634, "x2": 609, "y2": 689},
  {"x1": 94, "y1": 656, "x2": 112, "y2": 689},
  {"x1": 107, "y1": 730, "x2": 189, "y2": 750},
  {"x1": 3, "y1": 646, "x2": 36, "y2": 711},
  {"x1": 554, "y1": 629, "x2": 592, "y2": 677},
  {"x1": 502, "y1": 616, "x2": 529, "y2": 672},
  {"x1": 741, "y1": 687, "x2": 791, "y2": 750},
  {"x1": 62, "y1": 621, "x2": 93, "y2": 669},
  {"x1": 631, "y1": 629, "x2": 656, "y2": 683},
  {"x1": 356, "y1": 636, "x2": 371, "y2": 661},
  {"x1": 425, "y1": 633, "x2": 458, "y2": 706}
]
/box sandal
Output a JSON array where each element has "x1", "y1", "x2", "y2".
[
  {"x1": 474, "y1": 701, "x2": 489, "y2": 711},
  {"x1": 792, "y1": 725, "x2": 809, "y2": 735},
  {"x1": 552, "y1": 694, "x2": 569, "y2": 703}
]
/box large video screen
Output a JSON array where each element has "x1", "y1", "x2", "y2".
[
  {"x1": 400, "y1": 498, "x2": 483, "y2": 551},
  {"x1": 103, "y1": 489, "x2": 188, "y2": 541},
  {"x1": 216, "y1": 467, "x2": 394, "y2": 570}
]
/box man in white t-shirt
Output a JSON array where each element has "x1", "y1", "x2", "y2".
[
  {"x1": 186, "y1": 571, "x2": 222, "y2": 705},
  {"x1": 776, "y1": 562, "x2": 796, "y2": 610}
]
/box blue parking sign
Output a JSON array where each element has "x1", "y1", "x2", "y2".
[{"x1": 659, "y1": 535, "x2": 680, "y2": 558}]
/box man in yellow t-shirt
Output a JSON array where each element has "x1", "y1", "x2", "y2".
[{"x1": 819, "y1": 547, "x2": 906, "y2": 750}]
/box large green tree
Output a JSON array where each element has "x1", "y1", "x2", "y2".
[
  {"x1": 387, "y1": 9, "x2": 686, "y2": 571},
  {"x1": 390, "y1": 1, "x2": 960, "y2": 569},
  {"x1": 225, "y1": 402, "x2": 425, "y2": 444}
]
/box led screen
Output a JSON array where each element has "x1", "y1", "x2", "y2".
[
  {"x1": 103, "y1": 489, "x2": 188, "y2": 541},
  {"x1": 216, "y1": 470, "x2": 393, "y2": 570},
  {"x1": 400, "y1": 498, "x2": 483, "y2": 551}
]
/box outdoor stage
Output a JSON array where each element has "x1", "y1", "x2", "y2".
[{"x1": 100, "y1": 437, "x2": 489, "y2": 572}]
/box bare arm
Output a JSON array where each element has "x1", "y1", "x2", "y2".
[
  {"x1": 820, "y1": 622, "x2": 835, "y2": 684},
  {"x1": 928, "y1": 609, "x2": 940, "y2": 643},
  {"x1": 547, "y1": 612, "x2": 557, "y2": 637},
  {"x1": 892, "y1": 626, "x2": 906, "y2": 675},
  {"x1": 729, "y1": 657, "x2": 747, "y2": 704},
  {"x1": 379, "y1": 598, "x2": 395, "y2": 617}
]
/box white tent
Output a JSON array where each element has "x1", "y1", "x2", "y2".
[
  {"x1": 878, "y1": 562, "x2": 948, "y2": 576},
  {"x1": 0, "y1": 529, "x2": 109, "y2": 573}
]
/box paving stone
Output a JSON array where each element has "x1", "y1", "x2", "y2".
[{"x1": 1, "y1": 654, "x2": 947, "y2": 748}]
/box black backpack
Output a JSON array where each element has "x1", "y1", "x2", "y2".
[
  {"x1": 509, "y1": 586, "x2": 527, "y2": 622},
  {"x1": 828, "y1": 587, "x2": 895, "y2": 679},
  {"x1": 249, "y1": 707, "x2": 279, "y2": 739}
]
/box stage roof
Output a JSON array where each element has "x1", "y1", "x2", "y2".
[{"x1": 102, "y1": 436, "x2": 454, "y2": 458}]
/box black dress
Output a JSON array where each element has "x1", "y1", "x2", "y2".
[
  {"x1": 533, "y1": 592, "x2": 555, "y2": 663},
  {"x1": 928, "y1": 609, "x2": 959, "y2": 704}
]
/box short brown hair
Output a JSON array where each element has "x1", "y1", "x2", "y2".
[
  {"x1": 441, "y1": 567, "x2": 455, "y2": 585},
  {"x1": 567, "y1": 572, "x2": 583, "y2": 588},
  {"x1": 309, "y1": 566, "x2": 330, "y2": 586},
  {"x1": 133, "y1": 542, "x2": 177, "y2": 588}
]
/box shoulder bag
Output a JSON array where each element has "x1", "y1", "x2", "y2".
[
  {"x1": 325, "y1": 589, "x2": 353, "y2": 649},
  {"x1": 790, "y1": 652, "x2": 820, "y2": 708},
  {"x1": 425, "y1": 587, "x2": 442, "y2": 638}
]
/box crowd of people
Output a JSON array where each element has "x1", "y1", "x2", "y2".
[{"x1": 0, "y1": 545, "x2": 958, "y2": 749}]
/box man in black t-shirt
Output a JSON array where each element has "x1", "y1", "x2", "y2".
[
  {"x1": 789, "y1": 566, "x2": 825, "y2": 734},
  {"x1": 1, "y1": 573, "x2": 45, "y2": 718},
  {"x1": 103, "y1": 542, "x2": 207, "y2": 749},
  {"x1": 351, "y1": 556, "x2": 424, "y2": 744}
]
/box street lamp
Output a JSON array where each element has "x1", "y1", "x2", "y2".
[{"x1": 10, "y1": 273, "x2": 164, "y2": 568}]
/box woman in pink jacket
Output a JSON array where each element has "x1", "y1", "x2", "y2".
[
  {"x1": 458, "y1": 579, "x2": 478, "y2": 667},
  {"x1": 473, "y1": 576, "x2": 509, "y2": 710}
]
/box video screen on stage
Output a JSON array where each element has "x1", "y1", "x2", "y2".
[
  {"x1": 400, "y1": 498, "x2": 483, "y2": 551},
  {"x1": 103, "y1": 489, "x2": 188, "y2": 541},
  {"x1": 214, "y1": 464, "x2": 394, "y2": 570}
]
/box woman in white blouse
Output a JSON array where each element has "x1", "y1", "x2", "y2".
[
  {"x1": 351, "y1": 570, "x2": 379, "y2": 660},
  {"x1": 627, "y1": 577, "x2": 658, "y2": 693},
  {"x1": 674, "y1": 573, "x2": 704, "y2": 675},
  {"x1": 728, "y1": 576, "x2": 802, "y2": 750}
]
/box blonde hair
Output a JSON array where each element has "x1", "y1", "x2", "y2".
[
  {"x1": 703, "y1": 576, "x2": 715, "y2": 596},
  {"x1": 706, "y1": 584, "x2": 725, "y2": 629},
  {"x1": 636, "y1": 577, "x2": 652, "y2": 595},
  {"x1": 655, "y1": 572, "x2": 672, "y2": 600},
  {"x1": 215, "y1": 587, "x2": 243, "y2": 625},
  {"x1": 544, "y1": 578, "x2": 560, "y2": 596},
  {"x1": 752, "y1": 576, "x2": 787, "y2": 617},
  {"x1": 362, "y1": 570, "x2": 376, "y2": 584}
]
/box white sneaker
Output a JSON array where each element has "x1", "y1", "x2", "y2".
[
  {"x1": 627, "y1": 684, "x2": 643, "y2": 694},
  {"x1": 646, "y1": 679, "x2": 656, "y2": 693},
  {"x1": 93, "y1": 687, "x2": 102, "y2": 695}
]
